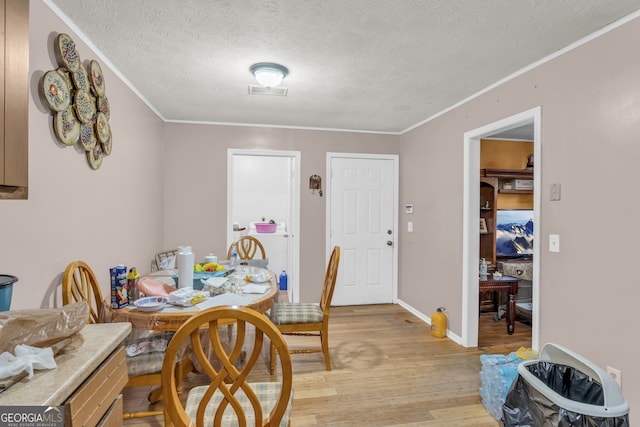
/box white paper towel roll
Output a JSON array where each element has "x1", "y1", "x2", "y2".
[{"x1": 177, "y1": 247, "x2": 194, "y2": 288}]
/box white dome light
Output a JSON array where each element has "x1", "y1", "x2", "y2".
[{"x1": 250, "y1": 63, "x2": 289, "y2": 88}]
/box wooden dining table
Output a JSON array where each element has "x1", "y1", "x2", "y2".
[{"x1": 103, "y1": 266, "x2": 279, "y2": 331}]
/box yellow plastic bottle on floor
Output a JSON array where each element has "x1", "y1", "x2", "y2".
[{"x1": 431, "y1": 307, "x2": 447, "y2": 338}]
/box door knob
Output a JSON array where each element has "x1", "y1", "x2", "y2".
[{"x1": 387, "y1": 241, "x2": 393, "y2": 246}]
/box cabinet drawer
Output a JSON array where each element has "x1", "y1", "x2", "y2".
[
  {"x1": 97, "y1": 394, "x2": 123, "y2": 427},
  {"x1": 65, "y1": 346, "x2": 128, "y2": 426}
]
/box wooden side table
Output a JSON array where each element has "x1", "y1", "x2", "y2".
[{"x1": 479, "y1": 275, "x2": 519, "y2": 334}]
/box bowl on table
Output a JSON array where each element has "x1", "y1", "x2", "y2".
[{"x1": 133, "y1": 296, "x2": 168, "y2": 312}]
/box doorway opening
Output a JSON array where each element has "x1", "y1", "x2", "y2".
[
  {"x1": 227, "y1": 149, "x2": 301, "y2": 302},
  {"x1": 462, "y1": 107, "x2": 541, "y2": 349}
]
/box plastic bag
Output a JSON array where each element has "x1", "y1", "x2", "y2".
[
  {"x1": 503, "y1": 343, "x2": 629, "y2": 426},
  {"x1": 0, "y1": 302, "x2": 88, "y2": 354},
  {"x1": 479, "y1": 352, "x2": 523, "y2": 420},
  {"x1": 167, "y1": 287, "x2": 208, "y2": 306}
]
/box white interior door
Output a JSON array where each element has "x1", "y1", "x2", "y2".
[{"x1": 327, "y1": 153, "x2": 398, "y2": 305}]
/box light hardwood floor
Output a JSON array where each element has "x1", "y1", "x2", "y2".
[{"x1": 123, "y1": 304, "x2": 531, "y2": 427}]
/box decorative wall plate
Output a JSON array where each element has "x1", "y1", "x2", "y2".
[
  {"x1": 42, "y1": 70, "x2": 71, "y2": 112},
  {"x1": 94, "y1": 112, "x2": 110, "y2": 143},
  {"x1": 72, "y1": 62, "x2": 90, "y2": 92},
  {"x1": 97, "y1": 95, "x2": 110, "y2": 120},
  {"x1": 54, "y1": 106, "x2": 80, "y2": 146},
  {"x1": 56, "y1": 33, "x2": 80, "y2": 72},
  {"x1": 101, "y1": 134, "x2": 112, "y2": 156},
  {"x1": 87, "y1": 143, "x2": 104, "y2": 170},
  {"x1": 80, "y1": 122, "x2": 97, "y2": 151},
  {"x1": 89, "y1": 60, "x2": 105, "y2": 97},
  {"x1": 74, "y1": 89, "x2": 96, "y2": 123},
  {"x1": 56, "y1": 68, "x2": 74, "y2": 98}
]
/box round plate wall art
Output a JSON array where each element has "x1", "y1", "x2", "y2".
[
  {"x1": 54, "y1": 106, "x2": 80, "y2": 146},
  {"x1": 95, "y1": 112, "x2": 110, "y2": 143},
  {"x1": 87, "y1": 143, "x2": 104, "y2": 170},
  {"x1": 89, "y1": 60, "x2": 105, "y2": 97},
  {"x1": 42, "y1": 70, "x2": 70, "y2": 112},
  {"x1": 97, "y1": 95, "x2": 110, "y2": 120},
  {"x1": 72, "y1": 62, "x2": 90, "y2": 92},
  {"x1": 80, "y1": 122, "x2": 97, "y2": 151},
  {"x1": 74, "y1": 89, "x2": 96, "y2": 124},
  {"x1": 42, "y1": 33, "x2": 113, "y2": 169},
  {"x1": 56, "y1": 33, "x2": 80, "y2": 72}
]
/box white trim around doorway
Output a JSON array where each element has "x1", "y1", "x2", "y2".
[
  {"x1": 462, "y1": 107, "x2": 541, "y2": 349},
  {"x1": 227, "y1": 149, "x2": 301, "y2": 302}
]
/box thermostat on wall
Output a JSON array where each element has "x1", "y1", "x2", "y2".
[{"x1": 405, "y1": 204, "x2": 414, "y2": 214}]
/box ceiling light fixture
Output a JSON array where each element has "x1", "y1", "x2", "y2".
[{"x1": 250, "y1": 62, "x2": 289, "y2": 88}]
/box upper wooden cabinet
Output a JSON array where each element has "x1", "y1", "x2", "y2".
[{"x1": 0, "y1": 0, "x2": 29, "y2": 199}]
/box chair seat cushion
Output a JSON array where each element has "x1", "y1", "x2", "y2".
[
  {"x1": 185, "y1": 382, "x2": 292, "y2": 426},
  {"x1": 127, "y1": 351, "x2": 164, "y2": 377},
  {"x1": 270, "y1": 302, "x2": 323, "y2": 325}
]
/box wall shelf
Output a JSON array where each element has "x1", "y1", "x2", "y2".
[{"x1": 498, "y1": 189, "x2": 533, "y2": 195}]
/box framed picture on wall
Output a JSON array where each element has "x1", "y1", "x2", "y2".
[{"x1": 479, "y1": 218, "x2": 488, "y2": 234}]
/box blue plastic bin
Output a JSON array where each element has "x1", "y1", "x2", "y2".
[{"x1": 0, "y1": 275, "x2": 18, "y2": 311}]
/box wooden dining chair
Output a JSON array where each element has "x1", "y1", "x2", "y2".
[
  {"x1": 269, "y1": 246, "x2": 340, "y2": 374},
  {"x1": 151, "y1": 248, "x2": 178, "y2": 272},
  {"x1": 161, "y1": 306, "x2": 293, "y2": 427},
  {"x1": 227, "y1": 236, "x2": 267, "y2": 260},
  {"x1": 62, "y1": 261, "x2": 104, "y2": 324},
  {"x1": 62, "y1": 260, "x2": 185, "y2": 421}
]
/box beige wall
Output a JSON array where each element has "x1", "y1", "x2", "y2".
[
  {"x1": 400, "y1": 15, "x2": 640, "y2": 418},
  {"x1": 161, "y1": 123, "x2": 398, "y2": 302},
  {"x1": 0, "y1": 1, "x2": 165, "y2": 309}
]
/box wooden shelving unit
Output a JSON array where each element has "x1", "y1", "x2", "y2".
[
  {"x1": 480, "y1": 177, "x2": 497, "y2": 266},
  {"x1": 479, "y1": 168, "x2": 533, "y2": 265}
]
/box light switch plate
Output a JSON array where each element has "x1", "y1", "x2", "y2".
[
  {"x1": 407, "y1": 221, "x2": 413, "y2": 232},
  {"x1": 549, "y1": 234, "x2": 560, "y2": 252},
  {"x1": 550, "y1": 183, "x2": 561, "y2": 201}
]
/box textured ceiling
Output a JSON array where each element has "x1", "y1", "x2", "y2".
[{"x1": 45, "y1": 0, "x2": 640, "y2": 134}]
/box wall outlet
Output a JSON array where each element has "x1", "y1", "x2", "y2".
[{"x1": 607, "y1": 366, "x2": 622, "y2": 387}]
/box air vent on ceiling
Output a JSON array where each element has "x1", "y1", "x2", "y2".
[{"x1": 248, "y1": 85, "x2": 288, "y2": 96}]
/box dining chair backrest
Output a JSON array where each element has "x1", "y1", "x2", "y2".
[
  {"x1": 268, "y1": 246, "x2": 340, "y2": 374},
  {"x1": 227, "y1": 236, "x2": 267, "y2": 260},
  {"x1": 161, "y1": 306, "x2": 293, "y2": 427},
  {"x1": 62, "y1": 260, "x2": 104, "y2": 324},
  {"x1": 151, "y1": 248, "x2": 178, "y2": 272},
  {"x1": 320, "y1": 246, "x2": 340, "y2": 314}
]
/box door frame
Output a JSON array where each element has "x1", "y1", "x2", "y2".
[
  {"x1": 227, "y1": 149, "x2": 301, "y2": 302},
  {"x1": 326, "y1": 152, "x2": 399, "y2": 304},
  {"x1": 461, "y1": 107, "x2": 541, "y2": 349}
]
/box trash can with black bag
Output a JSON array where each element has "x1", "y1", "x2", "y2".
[{"x1": 502, "y1": 343, "x2": 629, "y2": 426}]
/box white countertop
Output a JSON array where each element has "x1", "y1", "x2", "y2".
[{"x1": 0, "y1": 322, "x2": 131, "y2": 406}]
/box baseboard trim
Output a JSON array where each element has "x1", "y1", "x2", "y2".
[{"x1": 396, "y1": 299, "x2": 463, "y2": 346}]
